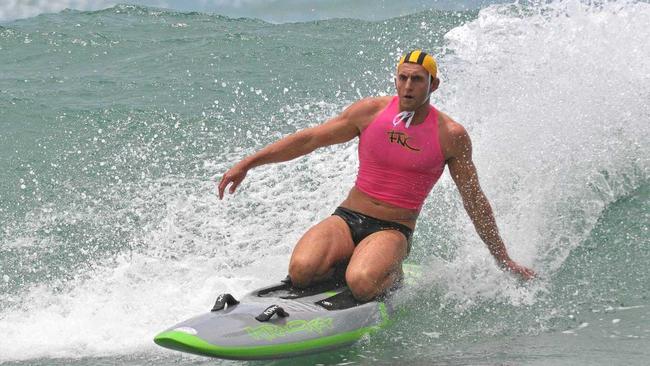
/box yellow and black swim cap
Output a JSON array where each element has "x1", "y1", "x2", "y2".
[{"x1": 397, "y1": 50, "x2": 437, "y2": 78}]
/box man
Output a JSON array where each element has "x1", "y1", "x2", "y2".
[{"x1": 218, "y1": 50, "x2": 535, "y2": 301}]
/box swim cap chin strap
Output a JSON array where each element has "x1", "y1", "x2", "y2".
[{"x1": 392, "y1": 111, "x2": 415, "y2": 128}]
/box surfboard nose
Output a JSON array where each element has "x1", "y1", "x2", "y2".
[{"x1": 154, "y1": 329, "x2": 214, "y2": 357}]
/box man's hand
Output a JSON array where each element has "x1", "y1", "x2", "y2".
[
  {"x1": 217, "y1": 163, "x2": 248, "y2": 199},
  {"x1": 501, "y1": 259, "x2": 536, "y2": 281}
]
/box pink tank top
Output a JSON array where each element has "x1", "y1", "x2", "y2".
[{"x1": 355, "y1": 96, "x2": 446, "y2": 210}]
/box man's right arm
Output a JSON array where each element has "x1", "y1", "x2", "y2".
[{"x1": 217, "y1": 98, "x2": 382, "y2": 199}]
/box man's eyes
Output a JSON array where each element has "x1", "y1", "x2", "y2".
[{"x1": 398, "y1": 75, "x2": 424, "y2": 82}]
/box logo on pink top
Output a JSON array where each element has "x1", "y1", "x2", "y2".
[{"x1": 386, "y1": 131, "x2": 420, "y2": 151}]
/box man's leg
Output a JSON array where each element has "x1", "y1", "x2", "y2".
[
  {"x1": 288, "y1": 215, "x2": 356, "y2": 287},
  {"x1": 345, "y1": 230, "x2": 408, "y2": 301}
]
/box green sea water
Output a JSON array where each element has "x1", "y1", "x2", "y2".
[{"x1": 1, "y1": 1, "x2": 649, "y2": 365}]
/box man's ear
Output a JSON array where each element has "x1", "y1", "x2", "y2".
[{"x1": 431, "y1": 77, "x2": 440, "y2": 92}]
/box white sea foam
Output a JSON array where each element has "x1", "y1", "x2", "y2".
[
  {"x1": 423, "y1": 0, "x2": 650, "y2": 304},
  {"x1": 0, "y1": 102, "x2": 353, "y2": 361}
]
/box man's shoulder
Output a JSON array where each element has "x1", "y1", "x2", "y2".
[
  {"x1": 437, "y1": 111, "x2": 471, "y2": 160},
  {"x1": 340, "y1": 96, "x2": 393, "y2": 128},
  {"x1": 438, "y1": 111, "x2": 468, "y2": 140},
  {"x1": 347, "y1": 96, "x2": 392, "y2": 115}
]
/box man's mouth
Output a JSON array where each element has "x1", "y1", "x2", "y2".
[{"x1": 404, "y1": 95, "x2": 414, "y2": 100}]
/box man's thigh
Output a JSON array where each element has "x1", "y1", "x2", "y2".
[
  {"x1": 346, "y1": 230, "x2": 408, "y2": 282},
  {"x1": 289, "y1": 215, "x2": 355, "y2": 281}
]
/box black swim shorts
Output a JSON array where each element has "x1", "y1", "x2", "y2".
[{"x1": 332, "y1": 206, "x2": 413, "y2": 254}]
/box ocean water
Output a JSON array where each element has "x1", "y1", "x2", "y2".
[{"x1": 1, "y1": 0, "x2": 649, "y2": 365}]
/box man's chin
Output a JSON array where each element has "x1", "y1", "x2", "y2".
[{"x1": 399, "y1": 98, "x2": 417, "y2": 109}]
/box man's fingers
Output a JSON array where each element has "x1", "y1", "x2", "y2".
[
  {"x1": 506, "y1": 262, "x2": 536, "y2": 281},
  {"x1": 217, "y1": 174, "x2": 229, "y2": 200},
  {"x1": 216, "y1": 167, "x2": 246, "y2": 199},
  {"x1": 519, "y1": 267, "x2": 536, "y2": 281},
  {"x1": 230, "y1": 178, "x2": 242, "y2": 193}
]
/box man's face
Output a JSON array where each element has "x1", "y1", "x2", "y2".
[{"x1": 395, "y1": 63, "x2": 435, "y2": 110}]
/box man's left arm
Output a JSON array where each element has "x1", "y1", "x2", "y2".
[{"x1": 446, "y1": 124, "x2": 536, "y2": 280}]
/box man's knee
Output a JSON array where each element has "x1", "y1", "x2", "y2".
[
  {"x1": 288, "y1": 255, "x2": 327, "y2": 287},
  {"x1": 345, "y1": 267, "x2": 381, "y2": 302}
]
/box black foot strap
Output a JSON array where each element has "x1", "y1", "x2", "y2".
[
  {"x1": 255, "y1": 305, "x2": 289, "y2": 322},
  {"x1": 211, "y1": 293, "x2": 239, "y2": 311},
  {"x1": 315, "y1": 289, "x2": 366, "y2": 310}
]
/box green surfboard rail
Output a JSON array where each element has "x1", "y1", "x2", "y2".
[{"x1": 154, "y1": 302, "x2": 391, "y2": 359}]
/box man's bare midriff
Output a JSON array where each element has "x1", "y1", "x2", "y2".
[{"x1": 339, "y1": 186, "x2": 419, "y2": 230}]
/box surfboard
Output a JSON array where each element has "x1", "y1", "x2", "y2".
[{"x1": 153, "y1": 264, "x2": 420, "y2": 360}]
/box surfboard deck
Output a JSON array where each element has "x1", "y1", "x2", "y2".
[{"x1": 154, "y1": 264, "x2": 420, "y2": 360}]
